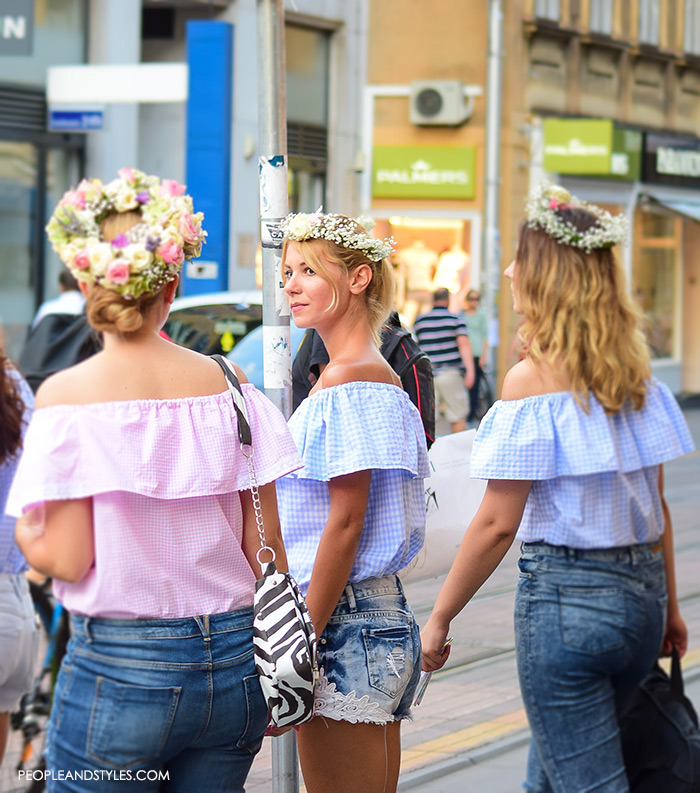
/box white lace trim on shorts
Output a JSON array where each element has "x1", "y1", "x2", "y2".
[{"x1": 313, "y1": 667, "x2": 394, "y2": 725}]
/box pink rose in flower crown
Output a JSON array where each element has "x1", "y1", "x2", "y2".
[
  {"x1": 106, "y1": 259, "x2": 131, "y2": 285},
  {"x1": 59, "y1": 189, "x2": 86, "y2": 209},
  {"x1": 160, "y1": 179, "x2": 186, "y2": 198},
  {"x1": 157, "y1": 241, "x2": 185, "y2": 266},
  {"x1": 178, "y1": 214, "x2": 202, "y2": 244},
  {"x1": 118, "y1": 167, "x2": 135, "y2": 184},
  {"x1": 72, "y1": 249, "x2": 91, "y2": 271}
]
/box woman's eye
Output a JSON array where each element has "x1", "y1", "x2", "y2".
[
  {"x1": 304, "y1": 267, "x2": 315, "y2": 276},
  {"x1": 283, "y1": 269, "x2": 292, "y2": 279}
]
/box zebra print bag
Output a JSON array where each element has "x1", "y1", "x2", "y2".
[{"x1": 213, "y1": 355, "x2": 317, "y2": 728}]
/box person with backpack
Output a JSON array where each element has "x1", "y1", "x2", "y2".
[
  {"x1": 292, "y1": 311, "x2": 435, "y2": 448},
  {"x1": 276, "y1": 211, "x2": 430, "y2": 793}
]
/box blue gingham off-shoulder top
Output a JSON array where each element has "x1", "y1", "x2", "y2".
[
  {"x1": 276, "y1": 381, "x2": 430, "y2": 594},
  {"x1": 470, "y1": 378, "x2": 694, "y2": 548}
]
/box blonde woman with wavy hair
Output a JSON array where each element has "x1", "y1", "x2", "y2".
[
  {"x1": 421, "y1": 183, "x2": 694, "y2": 793},
  {"x1": 276, "y1": 212, "x2": 429, "y2": 793}
]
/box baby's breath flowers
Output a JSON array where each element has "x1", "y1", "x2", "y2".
[
  {"x1": 526, "y1": 181, "x2": 627, "y2": 253},
  {"x1": 46, "y1": 168, "x2": 207, "y2": 299},
  {"x1": 281, "y1": 211, "x2": 394, "y2": 262}
]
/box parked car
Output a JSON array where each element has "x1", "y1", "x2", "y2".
[{"x1": 164, "y1": 290, "x2": 263, "y2": 355}]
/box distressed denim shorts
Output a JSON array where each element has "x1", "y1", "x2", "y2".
[{"x1": 313, "y1": 575, "x2": 421, "y2": 725}]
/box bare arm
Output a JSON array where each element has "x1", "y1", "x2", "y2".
[
  {"x1": 240, "y1": 482, "x2": 288, "y2": 577},
  {"x1": 303, "y1": 470, "x2": 371, "y2": 637},
  {"x1": 457, "y1": 334, "x2": 475, "y2": 389},
  {"x1": 658, "y1": 465, "x2": 687, "y2": 657},
  {"x1": 15, "y1": 499, "x2": 94, "y2": 583},
  {"x1": 421, "y1": 478, "x2": 532, "y2": 671}
]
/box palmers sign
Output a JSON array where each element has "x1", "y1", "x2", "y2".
[{"x1": 372, "y1": 146, "x2": 476, "y2": 199}]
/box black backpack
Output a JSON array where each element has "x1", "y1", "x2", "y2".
[
  {"x1": 18, "y1": 313, "x2": 102, "y2": 393},
  {"x1": 379, "y1": 312, "x2": 435, "y2": 449},
  {"x1": 619, "y1": 649, "x2": 700, "y2": 792}
]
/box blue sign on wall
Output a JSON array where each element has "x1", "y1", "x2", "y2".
[{"x1": 48, "y1": 107, "x2": 104, "y2": 132}]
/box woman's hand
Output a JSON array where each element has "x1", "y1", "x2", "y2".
[
  {"x1": 661, "y1": 607, "x2": 688, "y2": 658},
  {"x1": 420, "y1": 617, "x2": 452, "y2": 672}
]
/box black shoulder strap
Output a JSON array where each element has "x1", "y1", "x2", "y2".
[{"x1": 212, "y1": 354, "x2": 252, "y2": 447}]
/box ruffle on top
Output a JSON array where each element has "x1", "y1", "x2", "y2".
[
  {"x1": 471, "y1": 378, "x2": 694, "y2": 481},
  {"x1": 286, "y1": 381, "x2": 430, "y2": 481},
  {"x1": 7, "y1": 384, "x2": 302, "y2": 513}
]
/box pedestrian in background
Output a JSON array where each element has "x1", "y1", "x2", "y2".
[
  {"x1": 461, "y1": 288, "x2": 489, "y2": 426},
  {"x1": 30, "y1": 268, "x2": 85, "y2": 329},
  {"x1": 414, "y1": 287, "x2": 475, "y2": 434},
  {"x1": 421, "y1": 182, "x2": 694, "y2": 793},
  {"x1": 0, "y1": 353, "x2": 37, "y2": 769},
  {"x1": 276, "y1": 211, "x2": 429, "y2": 793},
  {"x1": 10, "y1": 169, "x2": 301, "y2": 792}
]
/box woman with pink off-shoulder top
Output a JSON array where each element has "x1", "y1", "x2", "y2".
[{"x1": 9, "y1": 169, "x2": 302, "y2": 792}]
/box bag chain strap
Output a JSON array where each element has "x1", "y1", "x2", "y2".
[{"x1": 241, "y1": 444, "x2": 274, "y2": 565}]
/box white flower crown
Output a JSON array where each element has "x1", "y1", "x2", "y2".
[
  {"x1": 525, "y1": 181, "x2": 627, "y2": 253},
  {"x1": 280, "y1": 210, "x2": 394, "y2": 262},
  {"x1": 46, "y1": 167, "x2": 207, "y2": 299}
]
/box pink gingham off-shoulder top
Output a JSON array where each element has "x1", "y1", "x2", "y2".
[{"x1": 7, "y1": 385, "x2": 302, "y2": 619}]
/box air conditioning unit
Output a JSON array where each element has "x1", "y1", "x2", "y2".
[{"x1": 410, "y1": 81, "x2": 471, "y2": 126}]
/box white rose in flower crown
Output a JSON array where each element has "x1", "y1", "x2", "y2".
[
  {"x1": 113, "y1": 188, "x2": 139, "y2": 213},
  {"x1": 548, "y1": 186, "x2": 571, "y2": 204},
  {"x1": 87, "y1": 241, "x2": 114, "y2": 277},
  {"x1": 286, "y1": 215, "x2": 314, "y2": 239},
  {"x1": 122, "y1": 244, "x2": 153, "y2": 273}
]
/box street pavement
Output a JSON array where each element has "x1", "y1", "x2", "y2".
[{"x1": 1, "y1": 407, "x2": 698, "y2": 793}]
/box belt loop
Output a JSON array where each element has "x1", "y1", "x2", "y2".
[
  {"x1": 85, "y1": 617, "x2": 94, "y2": 644},
  {"x1": 345, "y1": 583, "x2": 357, "y2": 612}
]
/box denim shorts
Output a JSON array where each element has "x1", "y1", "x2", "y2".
[
  {"x1": 47, "y1": 608, "x2": 267, "y2": 792},
  {"x1": 515, "y1": 541, "x2": 667, "y2": 793},
  {"x1": 313, "y1": 575, "x2": 421, "y2": 725},
  {"x1": 0, "y1": 573, "x2": 39, "y2": 712}
]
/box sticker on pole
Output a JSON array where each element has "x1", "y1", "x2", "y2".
[
  {"x1": 263, "y1": 325, "x2": 292, "y2": 390},
  {"x1": 259, "y1": 155, "x2": 288, "y2": 219},
  {"x1": 260, "y1": 218, "x2": 285, "y2": 249}
]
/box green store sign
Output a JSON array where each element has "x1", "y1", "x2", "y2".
[
  {"x1": 372, "y1": 145, "x2": 476, "y2": 199},
  {"x1": 543, "y1": 119, "x2": 641, "y2": 180}
]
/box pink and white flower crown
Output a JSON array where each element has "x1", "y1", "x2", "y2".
[
  {"x1": 526, "y1": 181, "x2": 627, "y2": 253},
  {"x1": 46, "y1": 167, "x2": 207, "y2": 299}
]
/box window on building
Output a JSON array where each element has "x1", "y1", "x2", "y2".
[
  {"x1": 534, "y1": 0, "x2": 560, "y2": 21},
  {"x1": 685, "y1": 0, "x2": 700, "y2": 55},
  {"x1": 633, "y1": 208, "x2": 680, "y2": 360},
  {"x1": 590, "y1": 0, "x2": 614, "y2": 34},
  {"x1": 639, "y1": 0, "x2": 660, "y2": 45}
]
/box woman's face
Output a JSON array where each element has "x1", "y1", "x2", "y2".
[
  {"x1": 282, "y1": 242, "x2": 343, "y2": 330},
  {"x1": 504, "y1": 257, "x2": 521, "y2": 314}
]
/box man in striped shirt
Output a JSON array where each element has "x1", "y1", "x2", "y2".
[{"x1": 413, "y1": 288, "x2": 475, "y2": 433}]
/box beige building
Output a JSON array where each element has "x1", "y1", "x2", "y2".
[{"x1": 366, "y1": 0, "x2": 700, "y2": 394}]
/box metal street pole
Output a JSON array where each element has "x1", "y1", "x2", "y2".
[
  {"x1": 482, "y1": 0, "x2": 503, "y2": 380},
  {"x1": 256, "y1": 1, "x2": 297, "y2": 792}
]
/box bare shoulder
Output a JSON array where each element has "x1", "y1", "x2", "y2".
[
  {"x1": 34, "y1": 357, "x2": 100, "y2": 408},
  {"x1": 501, "y1": 358, "x2": 571, "y2": 401},
  {"x1": 219, "y1": 356, "x2": 249, "y2": 385}
]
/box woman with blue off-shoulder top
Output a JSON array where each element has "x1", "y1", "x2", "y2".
[
  {"x1": 276, "y1": 211, "x2": 429, "y2": 793},
  {"x1": 421, "y1": 182, "x2": 695, "y2": 793}
]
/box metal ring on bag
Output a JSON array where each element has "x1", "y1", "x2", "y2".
[
  {"x1": 240, "y1": 443, "x2": 254, "y2": 458},
  {"x1": 257, "y1": 546, "x2": 276, "y2": 565}
]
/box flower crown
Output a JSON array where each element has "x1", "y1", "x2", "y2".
[
  {"x1": 525, "y1": 181, "x2": 627, "y2": 253},
  {"x1": 46, "y1": 167, "x2": 207, "y2": 299},
  {"x1": 280, "y1": 210, "x2": 394, "y2": 262}
]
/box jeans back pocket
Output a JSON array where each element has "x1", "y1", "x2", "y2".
[
  {"x1": 559, "y1": 585, "x2": 626, "y2": 654},
  {"x1": 362, "y1": 624, "x2": 414, "y2": 699}
]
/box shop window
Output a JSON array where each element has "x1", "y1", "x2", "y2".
[
  {"x1": 534, "y1": 0, "x2": 560, "y2": 21},
  {"x1": 684, "y1": 0, "x2": 700, "y2": 55},
  {"x1": 590, "y1": 0, "x2": 614, "y2": 34},
  {"x1": 633, "y1": 208, "x2": 680, "y2": 359},
  {"x1": 639, "y1": 0, "x2": 660, "y2": 45}
]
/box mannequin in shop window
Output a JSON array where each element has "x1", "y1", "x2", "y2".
[
  {"x1": 432, "y1": 244, "x2": 470, "y2": 312},
  {"x1": 397, "y1": 240, "x2": 438, "y2": 327}
]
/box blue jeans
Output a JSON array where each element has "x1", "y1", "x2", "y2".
[
  {"x1": 514, "y1": 541, "x2": 668, "y2": 793},
  {"x1": 47, "y1": 609, "x2": 267, "y2": 792}
]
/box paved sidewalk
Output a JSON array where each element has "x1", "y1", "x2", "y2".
[{"x1": 245, "y1": 406, "x2": 700, "y2": 791}]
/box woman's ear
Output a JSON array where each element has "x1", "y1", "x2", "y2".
[
  {"x1": 164, "y1": 275, "x2": 179, "y2": 305},
  {"x1": 78, "y1": 281, "x2": 89, "y2": 298},
  {"x1": 348, "y1": 264, "x2": 372, "y2": 295}
]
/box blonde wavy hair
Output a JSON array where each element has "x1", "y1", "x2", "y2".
[
  {"x1": 281, "y1": 229, "x2": 394, "y2": 344},
  {"x1": 85, "y1": 211, "x2": 163, "y2": 335},
  {"x1": 515, "y1": 207, "x2": 650, "y2": 414}
]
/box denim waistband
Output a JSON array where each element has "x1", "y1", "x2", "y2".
[
  {"x1": 71, "y1": 607, "x2": 254, "y2": 642},
  {"x1": 335, "y1": 575, "x2": 405, "y2": 611},
  {"x1": 521, "y1": 540, "x2": 663, "y2": 565}
]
